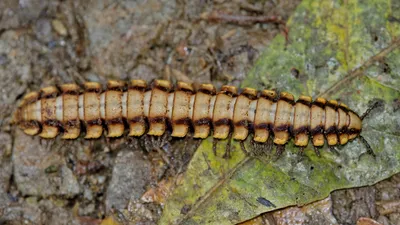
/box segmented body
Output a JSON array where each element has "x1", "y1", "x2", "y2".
[{"x1": 13, "y1": 80, "x2": 363, "y2": 148}]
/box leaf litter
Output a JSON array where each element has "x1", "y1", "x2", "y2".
[{"x1": 160, "y1": 0, "x2": 400, "y2": 224}]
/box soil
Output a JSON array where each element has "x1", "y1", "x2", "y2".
[{"x1": 0, "y1": 0, "x2": 398, "y2": 225}]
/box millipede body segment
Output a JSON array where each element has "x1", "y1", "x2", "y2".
[{"x1": 13, "y1": 80, "x2": 363, "y2": 149}]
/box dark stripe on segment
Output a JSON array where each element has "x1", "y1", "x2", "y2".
[
  {"x1": 44, "y1": 119, "x2": 63, "y2": 127},
  {"x1": 149, "y1": 116, "x2": 166, "y2": 124},
  {"x1": 62, "y1": 90, "x2": 81, "y2": 95},
  {"x1": 260, "y1": 92, "x2": 277, "y2": 102},
  {"x1": 324, "y1": 126, "x2": 337, "y2": 135},
  {"x1": 240, "y1": 92, "x2": 257, "y2": 100},
  {"x1": 234, "y1": 119, "x2": 252, "y2": 127},
  {"x1": 194, "y1": 118, "x2": 212, "y2": 126},
  {"x1": 107, "y1": 86, "x2": 126, "y2": 92},
  {"x1": 214, "y1": 118, "x2": 231, "y2": 126},
  {"x1": 128, "y1": 86, "x2": 146, "y2": 92},
  {"x1": 106, "y1": 118, "x2": 124, "y2": 125},
  {"x1": 40, "y1": 91, "x2": 58, "y2": 99},
  {"x1": 311, "y1": 125, "x2": 324, "y2": 135},
  {"x1": 174, "y1": 117, "x2": 192, "y2": 125},
  {"x1": 151, "y1": 83, "x2": 171, "y2": 93},
  {"x1": 234, "y1": 119, "x2": 254, "y2": 133},
  {"x1": 23, "y1": 120, "x2": 42, "y2": 129},
  {"x1": 294, "y1": 126, "x2": 309, "y2": 135},
  {"x1": 274, "y1": 124, "x2": 293, "y2": 136},
  {"x1": 338, "y1": 105, "x2": 349, "y2": 112},
  {"x1": 254, "y1": 122, "x2": 274, "y2": 131},
  {"x1": 65, "y1": 119, "x2": 80, "y2": 127},
  {"x1": 129, "y1": 116, "x2": 146, "y2": 123},
  {"x1": 312, "y1": 101, "x2": 325, "y2": 108},
  {"x1": 296, "y1": 99, "x2": 312, "y2": 107},
  {"x1": 220, "y1": 90, "x2": 237, "y2": 97},
  {"x1": 279, "y1": 96, "x2": 295, "y2": 105},
  {"x1": 198, "y1": 88, "x2": 216, "y2": 95},
  {"x1": 86, "y1": 118, "x2": 103, "y2": 126},
  {"x1": 347, "y1": 128, "x2": 361, "y2": 135},
  {"x1": 177, "y1": 87, "x2": 194, "y2": 94},
  {"x1": 85, "y1": 88, "x2": 101, "y2": 93},
  {"x1": 43, "y1": 119, "x2": 63, "y2": 133},
  {"x1": 338, "y1": 126, "x2": 348, "y2": 134},
  {"x1": 325, "y1": 102, "x2": 338, "y2": 109}
]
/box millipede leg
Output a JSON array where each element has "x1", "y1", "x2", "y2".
[
  {"x1": 266, "y1": 137, "x2": 273, "y2": 153},
  {"x1": 249, "y1": 138, "x2": 259, "y2": 156},
  {"x1": 126, "y1": 136, "x2": 139, "y2": 149},
  {"x1": 223, "y1": 132, "x2": 233, "y2": 159},
  {"x1": 313, "y1": 146, "x2": 321, "y2": 157},
  {"x1": 240, "y1": 141, "x2": 248, "y2": 156},
  {"x1": 183, "y1": 134, "x2": 190, "y2": 154},
  {"x1": 298, "y1": 147, "x2": 305, "y2": 156},
  {"x1": 212, "y1": 138, "x2": 218, "y2": 156},
  {"x1": 329, "y1": 146, "x2": 340, "y2": 156},
  {"x1": 251, "y1": 139, "x2": 270, "y2": 157},
  {"x1": 105, "y1": 136, "x2": 113, "y2": 151},
  {"x1": 138, "y1": 135, "x2": 149, "y2": 153},
  {"x1": 359, "y1": 135, "x2": 376, "y2": 158},
  {"x1": 155, "y1": 146, "x2": 172, "y2": 168},
  {"x1": 275, "y1": 145, "x2": 285, "y2": 159},
  {"x1": 179, "y1": 134, "x2": 199, "y2": 168}
]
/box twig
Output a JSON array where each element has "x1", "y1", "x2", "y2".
[
  {"x1": 201, "y1": 11, "x2": 285, "y2": 25},
  {"x1": 201, "y1": 11, "x2": 289, "y2": 41}
]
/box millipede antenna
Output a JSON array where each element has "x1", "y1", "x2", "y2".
[{"x1": 361, "y1": 101, "x2": 381, "y2": 120}]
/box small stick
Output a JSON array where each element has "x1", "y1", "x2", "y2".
[
  {"x1": 240, "y1": 141, "x2": 248, "y2": 156},
  {"x1": 201, "y1": 11, "x2": 289, "y2": 41},
  {"x1": 202, "y1": 11, "x2": 286, "y2": 25},
  {"x1": 329, "y1": 146, "x2": 340, "y2": 156}
]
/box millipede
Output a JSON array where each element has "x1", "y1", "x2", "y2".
[{"x1": 12, "y1": 79, "x2": 377, "y2": 157}]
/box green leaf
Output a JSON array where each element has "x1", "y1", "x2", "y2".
[{"x1": 160, "y1": 0, "x2": 400, "y2": 224}]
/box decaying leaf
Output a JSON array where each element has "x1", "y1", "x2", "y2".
[
  {"x1": 160, "y1": 0, "x2": 400, "y2": 224},
  {"x1": 272, "y1": 196, "x2": 337, "y2": 225},
  {"x1": 356, "y1": 217, "x2": 383, "y2": 225}
]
